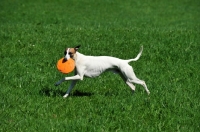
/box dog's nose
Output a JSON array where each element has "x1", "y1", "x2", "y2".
[
  {"x1": 63, "y1": 57, "x2": 67, "y2": 62},
  {"x1": 64, "y1": 57, "x2": 68, "y2": 61}
]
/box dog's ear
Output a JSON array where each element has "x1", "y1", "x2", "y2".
[{"x1": 74, "y1": 45, "x2": 81, "y2": 51}]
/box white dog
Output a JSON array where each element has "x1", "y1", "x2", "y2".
[{"x1": 55, "y1": 45, "x2": 150, "y2": 98}]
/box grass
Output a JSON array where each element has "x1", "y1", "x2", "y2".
[{"x1": 0, "y1": 0, "x2": 200, "y2": 131}]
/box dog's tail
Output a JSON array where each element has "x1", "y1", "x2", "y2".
[{"x1": 126, "y1": 46, "x2": 143, "y2": 63}]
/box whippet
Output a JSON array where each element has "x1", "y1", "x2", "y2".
[{"x1": 55, "y1": 45, "x2": 150, "y2": 98}]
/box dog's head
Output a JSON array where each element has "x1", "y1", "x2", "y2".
[{"x1": 64, "y1": 45, "x2": 80, "y2": 60}]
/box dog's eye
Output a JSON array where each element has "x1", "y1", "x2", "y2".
[{"x1": 69, "y1": 52, "x2": 73, "y2": 55}]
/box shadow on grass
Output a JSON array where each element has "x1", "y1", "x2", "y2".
[
  {"x1": 71, "y1": 90, "x2": 93, "y2": 97},
  {"x1": 39, "y1": 87, "x2": 93, "y2": 97},
  {"x1": 39, "y1": 87, "x2": 65, "y2": 97}
]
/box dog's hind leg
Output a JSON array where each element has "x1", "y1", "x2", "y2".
[
  {"x1": 117, "y1": 71, "x2": 136, "y2": 94},
  {"x1": 120, "y1": 65, "x2": 150, "y2": 95},
  {"x1": 128, "y1": 78, "x2": 150, "y2": 95},
  {"x1": 126, "y1": 81, "x2": 136, "y2": 93}
]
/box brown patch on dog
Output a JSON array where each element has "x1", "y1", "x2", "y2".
[
  {"x1": 69, "y1": 48, "x2": 76, "y2": 54},
  {"x1": 67, "y1": 48, "x2": 76, "y2": 59}
]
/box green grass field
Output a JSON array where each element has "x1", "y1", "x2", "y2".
[{"x1": 1, "y1": 0, "x2": 200, "y2": 131}]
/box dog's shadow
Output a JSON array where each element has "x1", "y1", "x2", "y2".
[{"x1": 39, "y1": 87, "x2": 93, "y2": 97}]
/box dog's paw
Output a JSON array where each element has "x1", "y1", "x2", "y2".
[{"x1": 63, "y1": 94, "x2": 69, "y2": 98}]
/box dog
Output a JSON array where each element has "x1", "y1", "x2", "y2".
[{"x1": 55, "y1": 45, "x2": 150, "y2": 98}]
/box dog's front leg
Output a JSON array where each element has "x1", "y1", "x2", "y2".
[
  {"x1": 63, "y1": 80, "x2": 77, "y2": 98},
  {"x1": 55, "y1": 75, "x2": 82, "y2": 98},
  {"x1": 55, "y1": 78, "x2": 65, "y2": 86},
  {"x1": 55, "y1": 75, "x2": 82, "y2": 86}
]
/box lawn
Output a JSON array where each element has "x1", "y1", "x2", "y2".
[{"x1": 0, "y1": 0, "x2": 200, "y2": 131}]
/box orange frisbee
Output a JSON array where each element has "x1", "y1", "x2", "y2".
[{"x1": 57, "y1": 58, "x2": 75, "y2": 74}]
